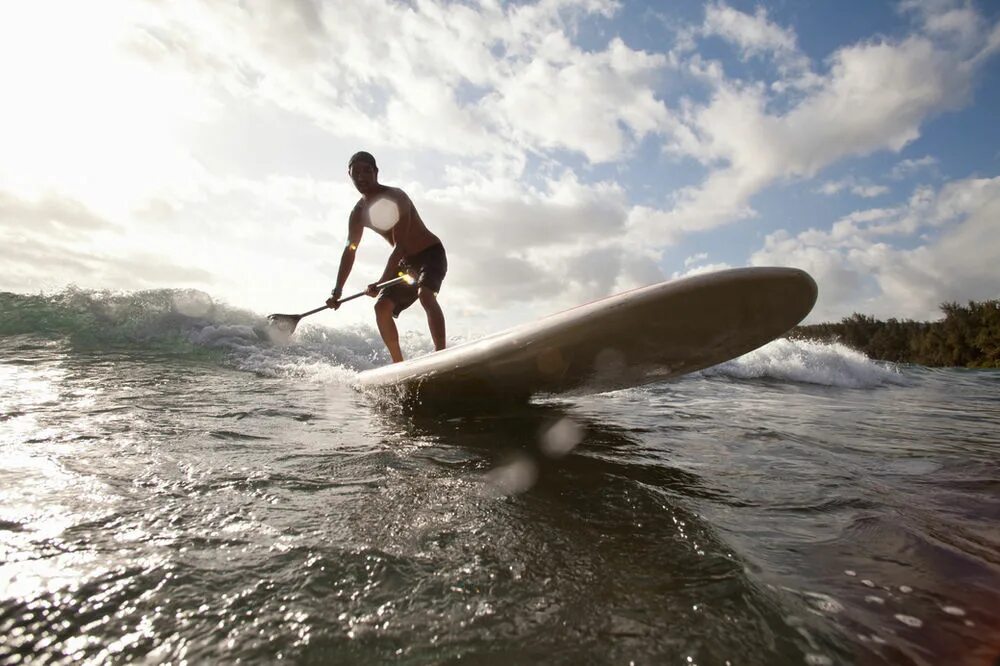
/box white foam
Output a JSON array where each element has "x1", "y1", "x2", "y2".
[
  {"x1": 237, "y1": 351, "x2": 360, "y2": 383},
  {"x1": 35, "y1": 288, "x2": 909, "y2": 393},
  {"x1": 702, "y1": 338, "x2": 904, "y2": 388},
  {"x1": 805, "y1": 655, "x2": 833, "y2": 666},
  {"x1": 189, "y1": 324, "x2": 261, "y2": 349}
]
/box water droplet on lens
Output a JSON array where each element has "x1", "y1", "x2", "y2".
[
  {"x1": 894, "y1": 614, "x2": 922, "y2": 627},
  {"x1": 485, "y1": 455, "x2": 538, "y2": 496},
  {"x1": 539, "y1": 417, "x2": 583, "y2": 458}
]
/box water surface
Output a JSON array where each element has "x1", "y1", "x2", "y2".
[{"x1": 1, "y1": 290, "x2": 998, "y2": 664}]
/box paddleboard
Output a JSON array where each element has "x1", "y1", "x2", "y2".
[{"x1": 356, "y1": 267, "x2": 817, "y2": 406}]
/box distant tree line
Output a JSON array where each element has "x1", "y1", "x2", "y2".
[{"x1": 790, "y1": 300, "x2": 1000, "y2": 368}]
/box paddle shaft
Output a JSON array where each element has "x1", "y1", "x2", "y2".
[{"x1": 299, "y1": 275, "x2": 408, "y2": 318}]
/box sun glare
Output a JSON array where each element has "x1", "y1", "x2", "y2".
[
  {"x1": 0, "y1": 2, "x2": 208, "y2": 214},
  {"x1": 368, "y1": 198, "x2": 401, "y2": 231}
]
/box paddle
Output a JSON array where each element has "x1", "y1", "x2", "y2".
[{"x1": 265, "y1": 275, "x2": 409, "y2": 337}]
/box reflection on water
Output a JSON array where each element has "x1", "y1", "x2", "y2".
[
  {"x1": 1, "y1": 337, "x2": 998, "y2": 664},
  {"x1": 339, "y1": 403, "x2": 847, "y2": 663}
]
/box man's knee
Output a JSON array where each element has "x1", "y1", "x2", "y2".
[
  {"x1": 418, "y1": 287, "x2": 438, "y2": 307},
  {"x1": 374, "y1": 299, "x2": 395, "y2": 319}
]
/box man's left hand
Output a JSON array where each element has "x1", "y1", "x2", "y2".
[{"x1": 327, "y1": 288, "x2": 342, "y2": 309}]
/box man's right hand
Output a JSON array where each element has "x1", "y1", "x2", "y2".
[{"x1": 327, "y1": 289, "x2": 342, "y2": 309}]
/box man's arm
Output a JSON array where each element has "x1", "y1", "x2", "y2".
[{"x1": 327, "y1": 211, "x2": 365, "y2": 308}]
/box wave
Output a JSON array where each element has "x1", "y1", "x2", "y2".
[
  {"x1": 0, "y1": 288, "x2": 423, "y2": 378},
  {"x1": 0, "y1": 287, "x2": 242, "y2": 347},
  {"x1": 701, "y1": 337, "x2": 905, "y2": 388},
  {"x1": 1, "y1": 289, "x2": 903, "y2": 390}
]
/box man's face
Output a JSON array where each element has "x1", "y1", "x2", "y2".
[{"x1": 349, "y1": 162, "x2": 378, "y2": 194}]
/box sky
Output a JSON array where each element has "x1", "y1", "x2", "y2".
[{"x1": 1, "y1": 0, "x2": 999, "y2": 337}]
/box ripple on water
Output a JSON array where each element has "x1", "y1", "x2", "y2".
[{"x1": 3, "y1": 338, "x2": 999, "y2": 664}]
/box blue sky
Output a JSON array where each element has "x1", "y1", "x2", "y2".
[{"x1": 1, "y1": 0, "x2": 998, "y2": 335}]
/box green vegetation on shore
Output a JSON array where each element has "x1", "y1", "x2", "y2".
[{"x1": 791, "y1": 300, "x2": 1000, "y2": 368}]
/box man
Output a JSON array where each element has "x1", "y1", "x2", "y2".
[{"x1": 326, "y1": 151, "x2": 447, "y2": 363}]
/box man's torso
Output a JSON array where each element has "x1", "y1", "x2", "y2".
[{"x1": 355, "y1": 186, "x2": 441, "y2": 257}]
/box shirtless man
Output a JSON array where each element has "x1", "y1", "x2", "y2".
[{"x1": 326, "y1": 151, "x2": 447, "y2": 363}]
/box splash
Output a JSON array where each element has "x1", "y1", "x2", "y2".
[
  {"x1": 701, "y1": 338, "x2": 905, "y2": 388},
  {"x1": 0, "y1": 288, "x2": 410, "y2": 379},
  {"x1": 0, "y1": 287, "x2": 253, "y2": 349},
  {"x1": 2, "y1": 289, "x2": 906, "y2": 391}
]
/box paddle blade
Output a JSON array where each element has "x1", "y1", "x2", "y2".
[{"x1": 265, "y1": 313, "x2": 302, "y2": 337}]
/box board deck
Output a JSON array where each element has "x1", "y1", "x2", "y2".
[{"x1": 355, "y1": 267, "x2": 817, "y2": 405}]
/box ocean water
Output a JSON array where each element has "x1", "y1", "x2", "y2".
[{"x1": 1, "y1": 289, "x2": 998, "y2": 665}]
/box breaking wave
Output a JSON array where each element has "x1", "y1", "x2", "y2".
[
  {"x1": 1, "y1": 288, "x2": 903, "y2": 390},
  {"x1": 0, "y1": 288, "x2": 430, "y2": 379},
  {"x1": 702, "y1": 337, "x2": 905, "y2": 388}
]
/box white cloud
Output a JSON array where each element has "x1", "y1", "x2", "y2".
[
  {"x1": 417, "y1": 170, "x2": 658, "y2": 326},
  {"x1": 672, "y1": 261, "x2": 732, "y2": 279},
  {"x1": 490, "y1": 37, "x2": 670, "y2": 162},
  {"x1": 818, "y1": 180, "x2": 848, "y2": 196},
  {"x1": 900, "y1": 0, "x2": 988, "y2": 52},
  {"x1": 0, "y1": 188, "x2": 213, "y2": 293},
  {"x1": 750, "y1": 177, "x2": 1000, "y2": 321},
  {"x1": 684, "y1": 252, "x2": 709, "y2": 266},
  {"x1": 853, "y1": 184, "x2": 890, "y2": 198},
  {"x1": 640, "y1": 0, "x2": 999, "y2": 246},
  {"x1": 694, "y1": 2, "x2": 818, "y2": 92},
  {"x1": 0, "y1": 0, "x2": 673, "y2": 333},
  {"x1": 1, "y1": 0, "x2": 998, "y2": 339},
  {"x1": 819, "y1": 177, "x2": 889, "y2": 198},
  {"x1": 890, "y1": 155, "x2": 940, "y2": 179},
  {"x1": 118, "y1": 0, "x2": 662, "y2": 165},
  {"x1": 702, "y1": 2, "x2": 797, "y2": 57}
]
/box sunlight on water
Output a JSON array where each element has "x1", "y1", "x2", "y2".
[
  {"x1": 2, "y1": 291, "x2": 999, "y2": 663},
  {"x1": 0, "y1": 361, "x2": 130, "y2": 608},
  {"x1": 0, "y1": 364, "x2": 64, "y2": 443}
]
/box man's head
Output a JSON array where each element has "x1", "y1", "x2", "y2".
[{"x1": 348, "y1": 151, "x2": 379, "y2": 195}]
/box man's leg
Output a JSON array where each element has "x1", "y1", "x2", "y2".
[
  {"x1": 418, "y1": 287, "x2": 446, "y2": 351},
  {"x1": 374, "y1": 298, "x2": 404, "y2": 363}
]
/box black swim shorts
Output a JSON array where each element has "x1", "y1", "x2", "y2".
[{"x1": 378, "y1": 243, "x2": 448, "y2": 318}]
